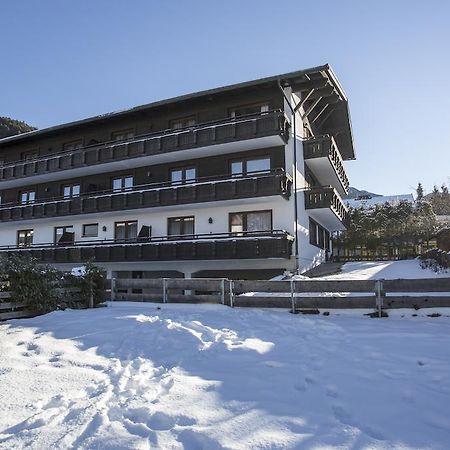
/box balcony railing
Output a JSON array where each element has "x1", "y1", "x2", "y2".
[
  {"x1": 304, "y1": 185, "x2": 348, "y2": 229},
  {"x1": 303, "y1": 135, "x2": 349, "y2": 194},
  {"x1": 0, "y1": 230, "x2": 294, "y2": 262},
  {"x1": 0, "y1": 110, "x2": 290, "y2": 183},
  {"x1": 0, "y1": 170, "x2": 292, "y2": 222}
]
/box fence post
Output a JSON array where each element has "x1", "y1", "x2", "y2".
[
  {"x1": 110, "y1": 278, "x2": 116, "y2": 302},
  {"x1": 89, "y1": 278, "x2": 94, "y2": 309},
  {"x1": 375, "y1": 279, "x2": 384, "y2": 317},
  {"x1": 162, "y1": 278, "x2": 168, "y2": 303},
  {"x1": 229, "y1": 280, "x2": 234, "y2": 308},
  {"x1": 290, "y1": 279, "x2": 295, "y2": 313},
  {"x1": 220, "y1": 279, "x2": 225, "y2": 305}
]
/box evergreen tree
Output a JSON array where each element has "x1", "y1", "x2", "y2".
[
  {"x1": 0, "y1": 116, "x2": 36, "y2": 139},
  {"x1": 416, "y1": 182, "x2": 424, "y2": 200}
]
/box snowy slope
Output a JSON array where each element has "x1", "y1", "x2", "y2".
[
  {"x1": 300, "y1": 259, "x2": 450, "y2": 281},
  {"x1": 1, "y1": 303, "x2": 450, "y2": 449}
]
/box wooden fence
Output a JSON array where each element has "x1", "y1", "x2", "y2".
[
  {"x1": 110, "y1": 277, "x2": 450, "y2": 313},
  {"x1": 0, "y1": 292, "x2": 34, "y2": 321},
  {"x1": 0, "y1": 287, "x2": 83, "y2": 322}
]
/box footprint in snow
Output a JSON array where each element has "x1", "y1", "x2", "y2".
[{"x1": 332, "y1": 404, "x2": 385, "y2": 441}]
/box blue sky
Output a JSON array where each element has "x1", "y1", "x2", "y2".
[{"x1": 1, "y1": 0, "x2": 449, "y2": 195}]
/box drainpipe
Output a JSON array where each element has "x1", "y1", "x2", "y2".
[{"x1": 278, "y1": 81, "x2": 302, "y2": 273}]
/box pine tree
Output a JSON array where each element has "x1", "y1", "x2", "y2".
[{"x1": 416, "y1": 182, "x2": 424, "y2": 200}]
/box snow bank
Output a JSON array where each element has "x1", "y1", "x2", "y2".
[{"x1": 1, "y1": 303, "x2": 450, "y2": 449}]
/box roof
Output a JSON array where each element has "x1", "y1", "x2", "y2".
[
  {"x1": 346, "y1": 194, "x2": 415, "y2": 209},
  {"x1": 0, "y1": 64, "x2": 355, "y2": 159}
]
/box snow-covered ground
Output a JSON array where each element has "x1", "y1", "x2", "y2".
[
  {"x1": 1, "y1": 303, "x2": 450, "y2": 449},
  {"x1": 299, "y1": 259, "x2": 450, "y2": 281}
]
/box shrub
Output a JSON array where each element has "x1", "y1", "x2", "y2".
[
  {"x1": 419, "y1": 249, "x2": 450, "y2": 272},
  {"x1": 65, "y1": 260, "x2": 106, "y2": 307},
  {"x1": 0, "y1": 254, "x2": 64, "y2": 313}
]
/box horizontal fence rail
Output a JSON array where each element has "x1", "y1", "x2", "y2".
[
  {"x1": 109, "y1": 277, "x2": 450, "y2": 313},
  {"x1": 0, "y1": 293, "x2": 32, "y2": 320}
]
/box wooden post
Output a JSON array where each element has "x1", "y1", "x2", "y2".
[
  {"x1": 162, "y1": 278, "x2": 168, "y2": 303},
  {"x1": 229, "y1": 280, "x2": 234, "y2": 308},
  {"x1": 375, "y1": 279, "x2": 384, "y2": 317},
  {"x1": 220, "y1": 279, "x2": 225, "y2": 305},
  {"x1": 111, "y1": 278, "x2": 116, "y2": 302},
  {"x1": 89, "y1": 278, "x2": 94, "y2": 309},
  {"x1": 290, "y1": 279, "x2": 295, "y2": 313}
]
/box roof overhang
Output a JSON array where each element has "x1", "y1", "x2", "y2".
[
  {"x1": 278, "y1": 65, "x2": 355, "y2": 160},
  {"x1": 0, "y1": 64, "x2": 355, "y2": 160}
]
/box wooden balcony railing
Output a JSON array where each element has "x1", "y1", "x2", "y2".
[
  {"x1": 0, "y1": 170, "x2": 292, "y2": 222},
  {"x1": 0, "y1": 230, "x2": 294, "y2": 262},
  {"x1": 304, "y1": 185, "x2": 348, "y2": 227},
  {"x1": 0, "y1": 111, "x2": 290, "y2": 183},
  {"x1": 303, "y1": 135, "x2": 350, "y2": 193}
]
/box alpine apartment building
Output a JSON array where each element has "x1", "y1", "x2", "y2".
[{"x1": 0, "y1": 64, "x2": 354, "y2": 279}]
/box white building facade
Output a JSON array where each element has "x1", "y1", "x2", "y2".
[{"x1": 0, "y1": 65, "x2": 354, "y2": 279}]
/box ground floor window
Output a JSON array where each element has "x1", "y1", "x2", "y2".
[
  {"x1": 229, "y1": 210, "x2": 272, "y2": 234},
  {"x1": 168, "y1": 216, "x2": 195, "y2": 236},
  {"x1": 17, "y1": 229, "x2": 33, "y2": 247},
  {"x1": 309, "y1": 218, "x2": 330, "y2": 251}
]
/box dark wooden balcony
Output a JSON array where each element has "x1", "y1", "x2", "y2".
[
  {"x1": 0, "y1": 170, "x2": 292, "y2": 222},
  {"x1": 0, "y1": 230, "x2": 294, "y2": 263},
  {"x1": 304, "y1": 186, "x2": 348, "y2": 230},
  {"x1": 303, "y1": 135, "x2": 349, "y2": 195},
  {"x1": 0, "y1": 111, "x2": 290, "y2": 188}
]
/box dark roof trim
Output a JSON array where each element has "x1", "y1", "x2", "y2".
[{"x1": 0, "y1": 64, "x2": 330, "y2": 147}]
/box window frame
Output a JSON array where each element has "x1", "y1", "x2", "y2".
[
  {"x1": 62, "y1": 183, "x2": 81, "y2": 199},
  {"x1": 63, "y1": 140, "x2": 83, "y2": 152},
  {"x1": 54, "y1": 225, "x2": 75, "y2": 244},
  {"x1": 82, "y1": 223, "x2": 99, "y2": 238},
  {"x1": 17, "y1": 229, "x2": 33, "y2": 247},
  {"x1": 169, "y1": 115, "x2": 197, "y2": 130},
  {"x1": 111, "y1": 129, "x2": 135, "y2": 141},
  {"x1": 169, "y1": 166, "x2": 197, "y2": 185},
  {"x1": 114, "y1": 220, "x2": 138, "y2": 241},
  {"x1": 20, "y1": 190, "x2": 36, "y2": 205},
  {"x1": 167, "y1": 216, "x2": 195, "y2": 237},
  {"x1": 309, "y1": 217, "x2": 330, "y2": 251},
  {"x1": 229, "y1": 155, "x2": 271, "y2": 177},
  {"x1": 228, "y1": 209, "x2": 273, "y2": 234},
  {"x1": 112, "y1": 175, "x2": 134, "y2": 192},
  {"x1": 229, "y1": 102, "x2": 270, "y2": 118}
]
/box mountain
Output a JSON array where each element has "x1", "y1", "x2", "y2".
[
  {"x1": 344, "y1": 187, "x2": 382, "y2": 199},
  {"x1": 0, "y1": 117, "x2": 36, "y2": 139}
]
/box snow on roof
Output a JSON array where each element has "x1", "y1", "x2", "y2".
[{"x1": 345, "y1": 194, "x2": 414, "y2": 209}]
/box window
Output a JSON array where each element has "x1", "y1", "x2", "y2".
[
  {"x1": 112, "y1": 129, "x2": 135, "y2": 141},
  {"x1": 230, "y1": 103, "x2": 269, "y2": 118},
  {"x1": 63, "y1": 140, "x2": 83, "y2": 151},
  {"x1": 82, "y1": 223, "x2": 98, "y2": 238},
  {"x1": 309, "y1": 218, "x2": 330, "y2": 251},
  {"x1": 63, "y1": 184, "x2": 80, "y2": 198},
  {"x1": 230, "y1": 156, "x2": 271, "y2": 177},
  {"x1": 54, "y1": 225, "x2": 75, "y2": 244},
  {"x1": 17, "y1": 229, "x2": 33, "y2": 247},
  {"x1": 168, "y1": 216, "x2": 195, "y2": 236},
  {"x1": 112, "y1": 175, "x2": 134, "y2": 192},
  {"x1": 115, "y1": 221, "x2": 138, "y2": 241},
  {"x1": 170, "y1": 167, "x2": 197, "y2": 185},
  {"x1": 229, "y1": 210, "x2": 272, "y2": 234},
  {"x1": 170, "y1": 116, "x2": 196, "y2": 129},
  {"x1": 21, "y1": 150, "x2": 39, "y2": 161},
  {"x1": 20, "y1": 190, "x2": 36, "y2": 205}
]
